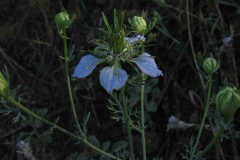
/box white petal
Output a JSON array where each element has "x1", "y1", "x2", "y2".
[
  {"x1": 133, "y1": 53, "x2": 163, "y2": 77},
  {"x1": 100, "y1": 66, "x2": 127, "y2": 93},
  {"x1": 72, "y1": 55, "x2": 103, "y2": 78}
]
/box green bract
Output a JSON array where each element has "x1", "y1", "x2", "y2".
[
  {"x1": 0, "y1": 71, "x2": 9, "y2": 96},
  {"x1": 202, "y1": 58, "x2": 219, "y2": 74},
  {"x1": 216, "y1": 86, "x2": 240, "y2": 117},
  {"x1": 55, "y1": 9, "x2": 70, "y2": 29},
  {"x1": 102, "y1": 9, "x2": 126, "y2": 54},
  {"x1": 130, "y1": 16, "x2": 147, "y2": 35}
]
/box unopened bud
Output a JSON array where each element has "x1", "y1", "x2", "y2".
[
  {"x1": 130, "y1": 16, "x2": 147, "y2": 35},
  {"x1": 0, "y1": 71, "x2": 9, "y2": 96},
  {"x1": 216, "y1": 86, "x2": 240, "y2": 117},
  {"x1": 202, "y1": 58, "x2": 219, "y2": 74},
  {"x1": 55, "y1": 8, "x2": 70, "y2": 29}
]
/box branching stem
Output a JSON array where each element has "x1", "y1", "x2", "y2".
[
  {"x1": 6, "y1": 97, "x2": 120, "y2": 160},
  {"x1": 62, "y1": 29, "x2": 81, "y2": 130}
]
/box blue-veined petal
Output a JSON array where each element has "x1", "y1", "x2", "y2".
[
  {"x1": 100, "y1": 65, "x2": 127, "y2": 93},
  {"x1": 72, "y1": 55, "x2": 103, "y2": 78},
  {"x1": 133, "y1": 53, "x2": 163, "y2": 77}
]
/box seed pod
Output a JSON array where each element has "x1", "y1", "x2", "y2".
[
  {"x1": 0, "y1": 71, "x2": 9, "y2": 96},
  {"x1": 202, "y1": 58, "x2": 219, "y2": 74},
  {"x1": 130, "y1": 16, "x2": 147, "y2": 35},
  {"x1": 216, "y1": 86, "x2": 240, "y2": 117},
  {"x1": 55, "y1": 10, "x2": 70, "y2": 29}
]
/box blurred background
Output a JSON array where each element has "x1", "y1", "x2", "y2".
[{"x1": 0, "y1": 0, "x2": 240, "y2": 159}]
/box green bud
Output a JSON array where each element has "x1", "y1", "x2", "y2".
[
  {"x1": 130, "y1": 16, "x2": 147, "y2": 35},
  {"x1": 202, "y1": 57, "x2": 219, "y2": 74},
  {"x1": 55, "y1": 9, "x2": 70, "y2": 29},
  {"x1": 216, "y1": 86, "x2": 240, "y2": 117},
  {"x1": 0, "y1": 71, "x2": 9, "y2": 96}
]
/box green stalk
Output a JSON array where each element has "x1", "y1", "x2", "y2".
[
  {"x1": 194, "y1": 116, "x2": 228, "y2": 160},
  {"x1": 123, "y1": 97, "x2": 134, "y2": 160},
  {"x1": 191, "y1": 73, "x2": 213, "y2": 159},
  {"x1": 141, "y1": 71, "x2": 146, "y2": 160},
  {"x1": 6, "y1": 97, "x2": 120, "y2": 160},
  {"x1": 62, "y1": 29, "x2": 81, "y2": 129},
  {"x1": 141, "y1": 46, "x2": 147, "y2": 160}
]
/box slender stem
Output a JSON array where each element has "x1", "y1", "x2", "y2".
[
  {"x1": 6, "y1": 97, "x2": 120, "y2": 160},
  {"x1": 191, "y1": 73, "x2": 212, "y2": 159},
  {"x1": 141, "y1": 72, "x2": 146, "y2": 160},
  {"x1": 141, "y1": 46, "x2": 147, "y2": 160},
  {"x1": 123, "y1": 99, "x2": 134, "y2": 160},
  {"x1": 62, "y1": 29, "x2": 81, "y2": 129},
  {"x1": 194, "y1": 116, "x2": 228, "y2": 160}
]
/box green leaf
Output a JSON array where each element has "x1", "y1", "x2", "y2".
[
  {"x1": 102, "y1": 141, "x2": 111, "y2": 151},
  {"x1": 69, "y1": 44, "x2": 75, "y2": 58},
  {"x1": 33, "y1": 119, "x2": 42, "y2": 128},
  {"x1": 151, "y1": 87, "x2": 161, "y2": 100},
  {"x1": 89, "y1": 135, "x2": 100, "y2": 148},
  {"x1": 114, "y1": 9, "x2": 119, "y2": 32},
  {"x1": 155, "y1": 23, "x2": 180, "y2": 44},
  {"x1": 61, "y1": 7, "x2": 67, "y2": 13},
  {"x1": 129, "y1": 96, "x2": 140, "y2": 106},
  {"x1": 120, "y1": 12, "x2": 124, "y2": 29},
  {"x1": 146, "y1": 100, "x2": 158, "y2": 112},
  {"x1": 65, "y1": 152, "x2": 79, "y2": 160},
  {"x1": 102, "y1": 12, "x2": 112, "y2": 32},
  {"x1": 43, "y1": 127, "x2": 54, "y2": 135},
  {"x1": 41, "y1": 134, "x2": 52, "y2": 143},
  {"x1": 144, "y1": 86, "x2": 152, "y2": 93},
  {"x1": 203, "y1": 18, "x2": 219, "y2": 57},
  {"x1": 126, "y1": 86, "x2": 136, "y2": 96},
  {"x1": 148, "y1": 78, "x2": 159, "y2": 87},
  {"x1": 69, "y1": 14, "x2": 76, "y2": 27},
  {"x1": 12, "y1": 111, "x2": 21, "y2": 123},
  {"x1": 111, "y1": 141, "x2": 128, "y2": 153},
  {"x1": 17, "y1": 132, "x2": 29, "y2": 142},
  {"x1": 100, "y1": 156, "x2": 111, "y2": 160},
  {"x1": 36, "y1": 108, "x2": 48, "y2": 117},
  {"x1": 217, "y1": 0, "x2": 240, "y2": 7},
  {"x1": 77, "y1": 152, "x2": 89, "y2": 160}
]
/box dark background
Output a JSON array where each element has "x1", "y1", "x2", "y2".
[{"x1": 0, "y1": 0, "x2": 240, "y2": 159}]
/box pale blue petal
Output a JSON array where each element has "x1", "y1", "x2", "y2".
[
  {"x1": 135, "y1": 35, "x2": 146, "y2": 42},
  {"x1": 133, "y1": 53, "x2": 163, "y2": 77},
  {"x1": 124, "y1": 35, "x2": 146, "y2": 44},
  {"x1": 100, "y1": 66, "x2": 127, "y2": 93},
  {"x1": 72, "y1": 55, "x2": 103, "y2": 78}
]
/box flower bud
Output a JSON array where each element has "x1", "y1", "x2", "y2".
[
  {"x1": 0, "y1": 71, "x2": 9, "y2": 96},
  {"x1": 130, "y1": 16, "x2": 147, "y2": 35},
  {"x1": 202, "y1": 58, "x2": 219, "y2": 74},
  {"x1": 55, "y1": 9, "x2": 70, "y2": 29},
  {"x1": 216, "y1": 86, "x2": 240, "y2": 117}
]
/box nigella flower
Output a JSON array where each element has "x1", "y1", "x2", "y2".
[
  {"x1": 72, "y1": 52, "x2": 163, "y2": 93},
  {"x1": 72, "y1": 55, "x2": 127, "y2": 93}
]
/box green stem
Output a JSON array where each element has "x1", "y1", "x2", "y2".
[
  {"x1": 6, "y1": 97, "x2": 120, "y2": 160},
  {"x1": 123, "y1": 97, "x2": 134, "y2": 160},
  {"x1": 141, "y1": 46, "x2": 147, "y2": 160},
  {"x1": 194, "y1": 116, "x2": 228, "y2": 160},
  {"x1": 191, "y1": 73, "x2": 212, "y2": 159},
  {"x1": 141, "y1": 71, "x2": 146, "y2": 160},
  {"x1": 62, "y1": 29, "x2": 81, "y2": 129}
]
